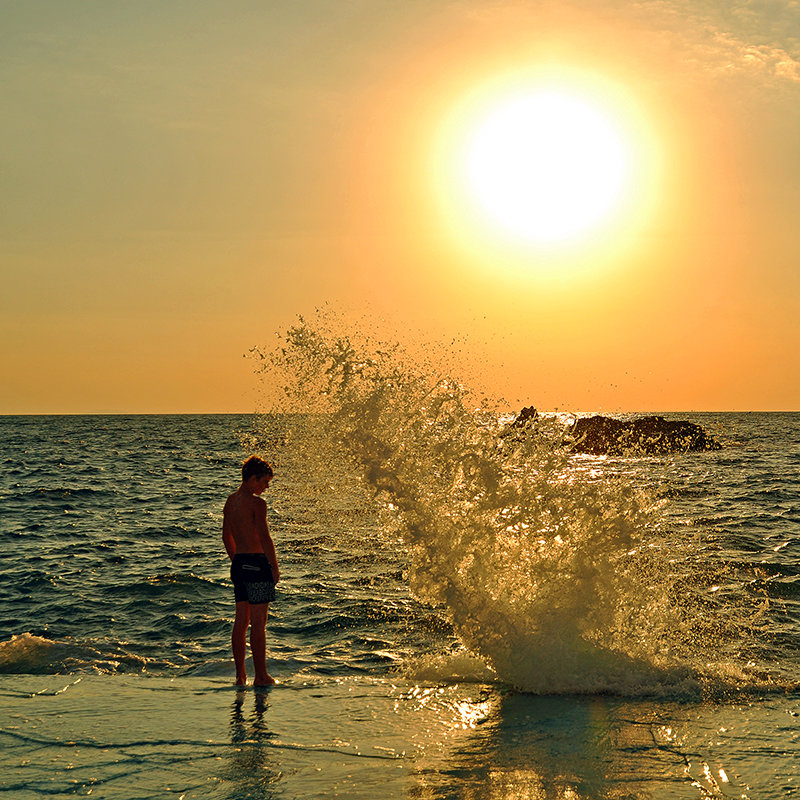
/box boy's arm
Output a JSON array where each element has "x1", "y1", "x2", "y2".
[
  {"x1": 256, "y1": 498, "x2": 280, "y2": 583},
  {"x1": 222, "y1": 498, "x2": 236, "y2": 560}
]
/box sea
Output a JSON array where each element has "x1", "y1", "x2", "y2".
[{"x1": 1, "y1": 324, "x2": 799, "y2": 799}]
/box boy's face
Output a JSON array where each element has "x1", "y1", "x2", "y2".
[{"x1": 253, "y1": 474, "x2": 272, "y2": 494}]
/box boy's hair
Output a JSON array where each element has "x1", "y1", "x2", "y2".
[{"x1": 242, "y1": 456, "x2": 273, "y2": 482}]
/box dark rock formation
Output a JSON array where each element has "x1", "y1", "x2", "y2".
[
  {"x1": 509, "y1": 406, "x2": 539, "y2": 429},
  {"x1": 568, "y1": 415, "x2": 722, "y2": 455}
]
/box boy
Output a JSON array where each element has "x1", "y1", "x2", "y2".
[{"x1": 223, "y1": 456, "x2": 280, "y2": 686}]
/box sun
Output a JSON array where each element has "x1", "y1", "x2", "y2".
[
  {"x1": 431, "y1": 70, "x2": 658, "y2": 263},
  {"x1": 464, "y1": 89, "x2": 632, "y2": 244}
]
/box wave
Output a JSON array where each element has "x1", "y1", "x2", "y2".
[
  {"x1": 253, "y1": 316, "x2": 784, "y2": 696},
  {"x1": 0, "y1": 633, "x2": 153, "y2": 675},
  {"x1": 128, "y1": 572, "x2": 225, "y2": 595},
  {"x1": 5, "y1": 487, "x2": 112, "y2": 501}
]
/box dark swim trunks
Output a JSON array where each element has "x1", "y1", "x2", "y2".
[{"x1": 231, "y1": 553, "x2": 276, "y2": 605}]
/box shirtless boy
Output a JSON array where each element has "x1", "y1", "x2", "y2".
[{"x1": 223, "y1": 456, "x2": 280, "y2": 686}]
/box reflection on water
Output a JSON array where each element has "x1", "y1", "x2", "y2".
[
  {"x1": 404, "y1": 688, "x2": 746, "y2": 799},
  {"x1": 199, "y1": 675, "x2": 793, "y2": 799},
  {"x1": 223, "y1": 689, "x2": 281, "y2": 800}
]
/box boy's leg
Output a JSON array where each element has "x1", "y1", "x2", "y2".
[
  {"x1": 249, "y1": 603, "x2": 274, "y2": 685},
  {"x1": 232, "y1": 601, "x2": 250, "y2": 685}
]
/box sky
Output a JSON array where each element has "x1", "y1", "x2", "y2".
[{"x1": 2, "y1": 0, "x2": 799, "y2": 413}]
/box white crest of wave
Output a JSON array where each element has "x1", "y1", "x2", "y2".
[{"x1": 0, "y1": 633, "x2": 146, "y2": 675}]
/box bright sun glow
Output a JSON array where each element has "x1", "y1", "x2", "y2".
[
  {"x1": 464, "y1": 88, "x2": 632, "y2": 244},
  {"x1": 431, "y1": 69, "x2": 661, "y2": 271}
]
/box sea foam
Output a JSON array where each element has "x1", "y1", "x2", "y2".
[{"x1": 0, "y1": 632, "x2": 148, "y2": 675}]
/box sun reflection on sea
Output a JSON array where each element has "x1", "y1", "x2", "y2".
[{"x1": 392, "y1": 685, "x2": 725, "y2": 800}]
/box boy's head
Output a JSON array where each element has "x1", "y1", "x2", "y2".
[{"x1": 242, "y1": 456, "x2": 274, "y2": 483}]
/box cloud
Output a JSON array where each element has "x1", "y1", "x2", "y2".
[
  {"x1": 717, "y1": 33, "x2": 800, "y2": 80},
  {"x1": 449, "y1": 0, "x2": 800, "y2": 82},
  {"x1": 632, "y1": 0, "x2": 800, "y2": 82}
]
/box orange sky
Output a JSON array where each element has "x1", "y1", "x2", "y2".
[{"x1": 2, "y1": 0, "x2": 799, "y2": 413}]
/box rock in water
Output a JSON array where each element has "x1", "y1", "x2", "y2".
[
  {"x1": 509, "y1": 406, "x2": 539, "y2": 429},
  {"x1": 568, "y1": 415, "x2": 722, "y2": 455}
]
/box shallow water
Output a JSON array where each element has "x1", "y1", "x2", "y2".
[
  {"x1": 2, "y1": 674, "x2": 799, "y2": 798},
  {"x1": 1, "y1": 408, "x2": 799, "y2": 797}
]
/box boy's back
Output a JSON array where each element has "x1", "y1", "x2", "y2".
[{"x1": 223, "y1": 489, "x2": 268, "y2": 554}]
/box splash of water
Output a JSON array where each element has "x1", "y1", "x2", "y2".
[{"x1": 253, "y1": 316, "x2": 769, "y2": 695}]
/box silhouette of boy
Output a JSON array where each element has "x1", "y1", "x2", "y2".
[{"x1": 223, "y1": 456, "x2": 280, "y2": 686}]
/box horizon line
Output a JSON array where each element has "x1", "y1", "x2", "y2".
[{"x1": 1, "y1": 409, "x2": 799, "y2": 417}]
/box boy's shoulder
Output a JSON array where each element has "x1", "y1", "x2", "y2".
[
  {"x1": 223, "y1": 490, "x2": 242, "y2": 511},
  {"x1": 224, "y1": 489, "x2": 265, "y2": 507},
  {"x1": 252, "y1": 493, "x2": 267, "y2": 509}
]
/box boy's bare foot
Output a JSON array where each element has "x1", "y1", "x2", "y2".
[
  {"x1": 235, "y1": 676, "x2": 247, "y2": 686},
  {"x1": 253, "y1": 674, "x2": 276, "y2": 687}
]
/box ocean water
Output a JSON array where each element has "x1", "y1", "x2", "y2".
[{"x1": 2, "y1": 328, "x2": 800, "y2": 798}]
